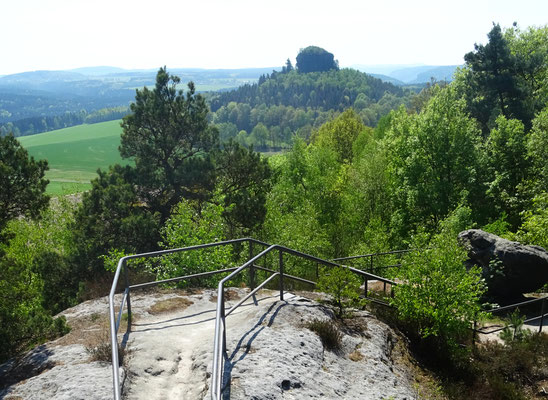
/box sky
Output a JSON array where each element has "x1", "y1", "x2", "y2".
[{"x1": 2, "y1": 0, "x2": 548, "y2": 75}]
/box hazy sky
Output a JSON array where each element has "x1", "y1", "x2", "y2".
[{"x1": 2, "y1": 0, "x2": 547, "y2": 75}]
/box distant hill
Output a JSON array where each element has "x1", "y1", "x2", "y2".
[
  {"x1": 351, "y1": 64, "x2": 461, "y2": 84},
  {"x1": 367, "y1": 73, "x2": 405, "y2": 85},
  {"x1": 69, "y1": 66, "x2": 133, "y2": 75},
  {"x1": 411, "y1": 65, "x2": 460, "y2": 83},
  {"x1": 207, "y1": 68, "x2": 412, "y2": 148},
  {"x1": 389, "y1": 65, "x2": 460, "y2": 83},
  {"x1": 0, "y1": 67, "x2": 280, "y2": 133}
]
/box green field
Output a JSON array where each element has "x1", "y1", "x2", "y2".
[{"x1": 18, "y1": 120, "x2": 128, "y2": 195}]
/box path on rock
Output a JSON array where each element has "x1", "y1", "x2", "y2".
[{"x1": 124, "y1": 288, "x2": 282, "y2": 400}]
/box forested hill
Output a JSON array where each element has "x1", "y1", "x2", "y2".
[
  {"x1": 208, "y1": 68, "x2": 412, "y2": 148},
  {"x1": 209, "y1": 68, "x2": 405, "y2": 111}
]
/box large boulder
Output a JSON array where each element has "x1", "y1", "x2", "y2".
[{"x1": 458, "y1": 229, "x2": 548, "y2": 302}]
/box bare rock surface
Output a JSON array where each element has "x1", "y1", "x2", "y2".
[
  {"x1": 216, "y1": 295, "x2": 415, "y2": 400},
  {"x1": 1, "y1": 288, "x2": 416, "y2": 400}
]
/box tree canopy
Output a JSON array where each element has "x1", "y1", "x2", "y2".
[{"x1": 0, "y1": 135, "x2": 49, "y2": 234}]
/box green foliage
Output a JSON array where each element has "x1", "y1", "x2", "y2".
[
  {"x1": 209, "y1": 68, "x2": 409, "y2": 148},
  {"x1": 311, "y1": 108, "x2": 366, "y2": 163},
  {"x1": 158, "y1": 199, "x2": 232, "y2": 284},
  {"x1": 485, "y1": 115, "x2": 530, "y2": 228},
  {"x1": 391, "y1": 226, "x2": 486, "y2": 350},
  {"x1": 517, "y1": 192, "x2": 548, "y2": 249},
  {"x1": 317, "y1": 266, "x2": 362, "y2": 318},
  {"x1": 463, "y1": 23, "x2": 531, "y2": 132},
  {"x1": 499, "y1": 309, "x2": 530, "y2": 343},
  {"x1": 482, "y1": 213, "x2": 514, "y2": 239},
  {"x1": 527, "y1": 106, "x2": 548, "y2": 192},
  {"x1": 0, "y1": 135, "x2": 49, "y2": 234},
  {"x1": 296, "y1": 46, "x2": 339, "y2": 73},
  {"x1": 72, "y1": 164, "x2": 161, "y2": 277},
  {"x1": 3, "y1": 199, "x2": 78, "y2": 314},
  {"x1": 385, "y1": 87, "x2": 483, "y2": 233},
  {"x1": 215, "y1": 140, "x2": 272, "y2": 236}
]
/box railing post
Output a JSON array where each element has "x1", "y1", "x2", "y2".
[
  {"x1": 472, "y1": 311, "x2": 477, "y2": 347},
  {"x1": 221, "y1": 291, "x2": 227, "y2": 355},
  {"x1": 370, "y1": 255, "x2": 373, "y2": 274},
  {"x1": 540, "y1": 297, "x2": 546, "y2": 334},
  {"x1": 249, "y1": 242, "x2": 255, "y2": 291},
  {"x1": 124, "y1": 262, "x2": 132, "y2": 331},
  {"x1": 364, "y1": 276, "x2": 368, "y2": 298},
  {"x1": 279, "y1": 250, "x2": 284, "y2": 301}
]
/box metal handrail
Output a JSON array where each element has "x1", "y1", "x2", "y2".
[
  {"x1": 473, "y1": 296, "x2": 548, "y2": 335},
  {"x1": 209, "y1": 243, "x2": 396, "y2": 399},
  {"x1": 108, "y1": 237, "x2": 270, "y2": 400},
  {"x1": 108, "y1": 238, "x2": 398, "y2": 400}
]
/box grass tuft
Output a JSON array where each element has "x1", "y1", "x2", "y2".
[{"x1": 305, "y1": 318, "x2": 342, "y2": 351}]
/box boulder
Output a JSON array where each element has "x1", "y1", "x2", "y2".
[{"x1": 458, "y1": 229, "x2": 548, "y2": 302}]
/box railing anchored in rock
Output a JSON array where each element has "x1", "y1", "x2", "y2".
[{"x1": 108, "y1": 238, "x2": 396, "y2": 400}]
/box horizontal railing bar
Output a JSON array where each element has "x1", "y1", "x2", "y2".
[
  {"x1": 272, "y1": 245, "x2": 397, "y2": 285},
  {"x1": 129, "y1": 267, "x2": 239, "y2": 290},
  {"x1": 123, "y1": 238, "x2": 252, "y2": 261},
  {"x1": 332, "y1": 248, "x2": 417, "y2": 261},
  {"x1": 225, "y1": 273, "x2": 280, "y2": 317},
  {"x1": 367, "y1": 297, "x2": 393, "y2": 307},
  {"x1": 254, "y1": 265, "x2": 317, "y2": 286},
  {"x1": 484, "y1": 297, "x2": 546, "y2": 313},
  {"x1": 475, "y1": 311, "x2": 548, "y2": 335},
  {"x1": 524, "y1": 312, "x2": 548, "y2": 324}
]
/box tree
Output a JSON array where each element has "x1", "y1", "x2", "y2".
[
  {"x1": 296, "y1": 46, "x2": 338, "y2": 73},
  {"x1": 385, "y1": 87, "x2": 483, "y2": 232},
  {"x1": 485, "y1": 115, "x2": 530, "y2": 228},
  {"x1": 215, "y1": 140, "x2": 271, "y2": 236},
  {"x1": 311, "y1": 108, "x2": 366, "y2": 163},
  {"x1": 505, "y1": 24, "x2": 548, "y2": 116},
  {"x1": 463, "y1": 23, "x2": 530, "y2": 132},
  {"x1": 120, "y1": 67, "x2": 219, "y2": 221},
  {"x1": 71, "y1": 165, "x2": 161, "y2": 277},
  {"x1": 391, "y1": 225, "x2": 485, "y2": 351},
  {"x1": 528, "y1": 107, "x2": 548, "y2": 192},
  {"x1": 0, "y1": 135, "x2": 49, "y2": 235}
]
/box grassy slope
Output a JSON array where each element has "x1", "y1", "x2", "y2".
[{"x1": 18, "y1": 120, "x2": 128, "y2": 195}]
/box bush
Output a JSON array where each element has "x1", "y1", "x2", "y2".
[
  {"x1": 305, "y1": 318, "x2": 342, "y2": 351},
  {"x1": 390, "y1": 229, "x2": 486, "y2": 351},
  {"x1": 317, "y1": 265, "x2": 363, "y2": 318}
]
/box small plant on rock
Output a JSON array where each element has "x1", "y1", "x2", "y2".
[
  {"x1": 317, "y1": 265, "x2": 363, "y2": 318},
  {"x1": 305, "y1": 318, "x2": 342, "y2": 351}
]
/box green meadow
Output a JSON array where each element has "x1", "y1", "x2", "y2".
[{"x1": 18, "y1": 120, "x2": 128, "y2": 195}]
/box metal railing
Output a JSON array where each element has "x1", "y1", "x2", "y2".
[
  {"x1": 209, "y1": 243, "x2": 396, "y2": 399},
  {"x1": 332, "y1": 248, "x2": 416, "y2": 301},
  {"x1": 108, "y1": 238, "x2": 397, "y2": 400},
  {"x1": 108, "y1": 238, "x2": 269, "y2": 400},
  {"x1": 473, "y1": 296, "x2": 548, "y2": 339}
]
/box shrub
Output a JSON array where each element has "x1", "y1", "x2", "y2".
[
  {"x1": 390, "y1": 229, "x2": 486, "y2": 351},
  {"x1": 317, "y1": 265, "x2": 363, "y2": 318}
]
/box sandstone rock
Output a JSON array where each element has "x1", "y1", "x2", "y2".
[
  {"x1": 1, "y1": 288, "x2": 417, "y2": 400},
  {"x1": 458, "y1": 229, "x2": 548, "y2": 301}
]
